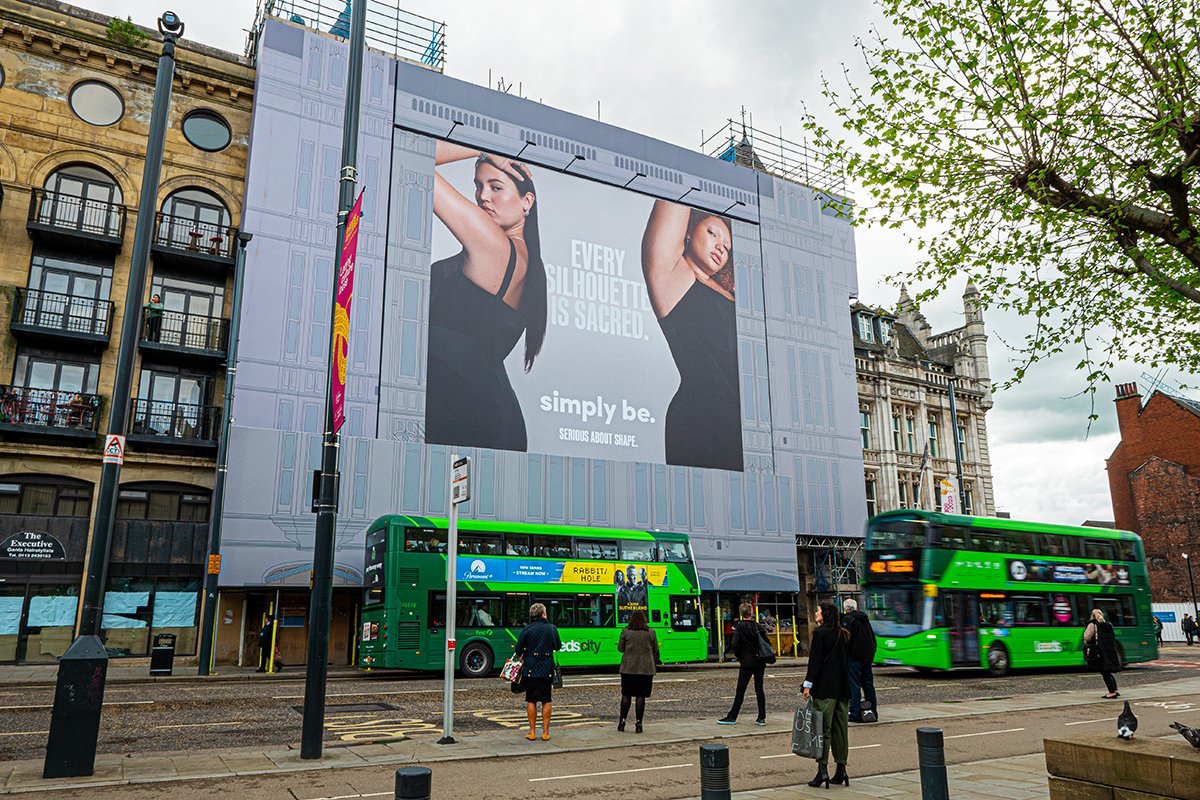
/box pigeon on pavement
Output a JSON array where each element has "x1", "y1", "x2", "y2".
[
  {"x1": 1116, "y1": 701, "x2": 1137, "y2": 739},
  {"x1": 1170, "y1": 721, "x2": 1200, "y2": 749}
]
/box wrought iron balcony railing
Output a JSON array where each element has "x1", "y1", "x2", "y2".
[
  {"x1": 12, "y1": 287, "x2": 114, "y2": 339},
  {"x1": 28, "y1": 188, "x2": 126, "y2": 240},
  {"x1": 0, "y1": 385, "x2": 101, "y2": 432},
  {"x1": 141, "y1": 309, "x2": 229, "y2": 353},
  {"x1": 153, "y1": 212, "x2": 239, "y2": 260},
  {"x1": 130, "y1": 398, "x2": 220, "y2": 442}
]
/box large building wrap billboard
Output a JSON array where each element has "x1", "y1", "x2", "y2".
[{"x1": 222, "y1": 18, "x2": 864, "y2": 593}]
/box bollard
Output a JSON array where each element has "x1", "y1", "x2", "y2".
[
  {"x1": 699, "y1": 743, "x2": 731, "y2": 800},
  {"x1": 395, "y1": 766, "x2": 432, "y2": 800},
  {"x1": 916, "y1": 727, "x2": 949, "y2": 800}
]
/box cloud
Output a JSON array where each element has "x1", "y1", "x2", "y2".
[{"x1": 991, "y1": 434, "x2": 1119, "y2": 525}]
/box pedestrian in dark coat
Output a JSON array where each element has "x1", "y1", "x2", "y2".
[
  {"x1": 717, "y1": 603, "x2": 769, "y2": 725},
  {"x1": 803, "y1": 600, "x2": 851, "y2": 789},
  {"x1": 843, "y1": 598, "x2": 878, "y2": 722},
  {"x1": 256, "y1": 614, "x2": 275, "y2": 673},
  {"x1": 514, "y1": 602, "x2": 562, "y2": 740},
  {"x1": 1083, "y1": 608, "x2": 1121, "y2": 698},
  {"x1": 617, "y1": 609, "x2": 659, "y2": 733}
]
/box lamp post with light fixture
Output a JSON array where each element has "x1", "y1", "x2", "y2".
[{"x1": 42, "y1": 11, "x2": 186, "y2": 780}]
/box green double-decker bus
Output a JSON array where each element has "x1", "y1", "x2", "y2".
[
  {"x1": 358, "y1": 515, "x2": 708, "y2": 677},
  {"x1": 864, "y1": 509, "x2": 1158, "y2": 676}
]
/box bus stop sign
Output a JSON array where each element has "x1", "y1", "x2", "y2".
[{"x1": 451, "y1": 457, "x2": 471, "y2": 505}]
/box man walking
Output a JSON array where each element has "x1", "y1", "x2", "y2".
[
  {"x1": 1154, "y1": 615, "x2": 1163, "y2": 647},
  {"x1": 1184, "y1": 614, "x2": 1196, "y2": 646},
  {"x1": 843, "y1": 598, "x2": 878, "y2": 723}
]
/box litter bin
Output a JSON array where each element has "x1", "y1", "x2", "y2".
[{"x1": 149, "y1": 633, "x2": 176, "y2": 676}]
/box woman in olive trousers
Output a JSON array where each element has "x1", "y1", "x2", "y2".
[{"x1": 802, "y1": 600, "x2": 851, "y2": 788}]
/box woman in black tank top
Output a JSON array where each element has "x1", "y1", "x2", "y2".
[
  {"x1": 425, "y1": 141, "x2": 548, "y2": 452},
  {"x1": 641, "y1": 199, "x2": 743, "y2": 471}
]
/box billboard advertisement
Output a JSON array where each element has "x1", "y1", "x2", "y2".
[{"x1": 425, "y1": 141, "x2": 744, "y2": 472}]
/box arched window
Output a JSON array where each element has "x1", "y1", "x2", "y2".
[
  {"x1": 116, "y1": 482, "x2": 210, "y2": 522},
  {"x1": 0, "y1": 474, "x2": 92, "y2": 517},
  {"x1": 157, "y1": 188, "x2": 231, "y2": 254},
  {"x1": 38, "y1": 164, "x2": 123, "y2": 236}
]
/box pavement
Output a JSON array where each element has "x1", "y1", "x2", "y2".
[{"x1": 7, "y1": 670, "x2": 1200, "y2": 797}]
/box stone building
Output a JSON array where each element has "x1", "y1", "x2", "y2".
[
  {"x1": 1107, "y1": 382, "x2": 1200, "y2": 602},
  {"x1": 854, "y1": 284, "x2": 996, "y2": 518},
  {"x1": 0, "y1": 0, "x2": 253, "y2": 664}
]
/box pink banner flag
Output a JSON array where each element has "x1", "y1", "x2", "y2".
[{"x1": 331, "y1": 188, "x2": 365, "y2": 433}]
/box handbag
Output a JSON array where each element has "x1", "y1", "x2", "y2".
[
  {"x1": 551, "y1": 652, "x2": 563, "y2": 688},
  {"x1": 791, "y1": 697, "x2": 824, "y2": 759},
  {"x1": 757, "y1": 629, "x2": 777, "y2": 665},
  {"x1": 500, "y1": 654, "x2": 523, "y2": 682}
]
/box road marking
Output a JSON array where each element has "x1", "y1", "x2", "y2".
[
  {"x1": 0, "y1": 700, "x2": 153, "y2": 710},
  {"x1": 273, "y1": 689, "x2": 439, "y2": 700},
  {"x1": 153, "y1": 720, "x2": 247, "y2": 729},
  {"x1": 1065, "y1": 718, "x2": 1111, "y2": 726},
  {"x1": 1169, "y1": 708, "x2": 1197, "y2": 714},
  {"x1": 0, "y1": 730, "x2": 48, "y2": 737},
  {"x1": 530, "y1": 763, "x2": 693, "y2": 782},
  {"x1": 762, "y1": 744, "x2": 880, "y2": 760},
  {"x1": 946, "y1": 727, "x2": 1024, "y2": 739},
  {"x1": 647, "y1": 698, "x2": 681, "y2": 703},
  {"x1": 302, "y1": 792, "x2": 392, "y2": 800}
]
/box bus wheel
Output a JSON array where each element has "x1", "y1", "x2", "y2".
[
  {"x1": 914, "y1": 666, "x2": 935, "y2": 675},
  {"x1": 460, "y1": 642, "x2": 493, "y2": 679},
  {"x1": 986, "y1": 643, "x2": 1010, "y2": 678}
]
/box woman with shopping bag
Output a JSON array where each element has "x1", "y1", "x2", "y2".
[
  {"x1": 801, "y1": 600, "x2": 851, "y2": 788},
  {"x1": 514, "y1": 602, "x2": 562, "y2": 741}
]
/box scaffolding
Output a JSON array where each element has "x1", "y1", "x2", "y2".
[
  {"x1": 797, "y1": 535, "x2": 863, "y2": 603},
  {"x1": 246, "y1": 0, "x2": 446, "y2": 70},
  {"x1": 701, "y1": 112, "x2": 847, "y2": 198}
]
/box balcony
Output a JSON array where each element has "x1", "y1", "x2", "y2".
[
  {"x1": 127, "y1": 398, "x2": 220, "y2": 452},
  {"x1": 0, "y1": 385, "x2": 101, "y2": 443},
  {"x1": 139, "y1": 309, "x2": 229, "y2": 365},
  {"x1": 26, "y1": 188, "x2": 126, "y2": 252},
  {"x1": 150, "y1": 212, "x2": 238, "y2": 274},
  {"x1": 10, "y1": 288, "x2": 114, "y2": 350}
]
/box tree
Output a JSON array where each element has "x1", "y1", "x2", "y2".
[
  {"x1": 106, "y1": 17, "x2": 150, "y2": 50},
  {"x1": 807, "y1": 0, "x2": 1200, "y2": 396}
]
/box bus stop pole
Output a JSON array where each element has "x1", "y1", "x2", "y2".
[{"x1": 439, "y1": 454, "x2": 465, "y2": 745}]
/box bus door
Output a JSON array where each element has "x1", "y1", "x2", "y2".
[{"x1": 943, "y1": 591, "x2": 979, "y2": 667}]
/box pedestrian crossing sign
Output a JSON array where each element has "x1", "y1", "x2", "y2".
[{"x1": 102, "y1": 434, "x2": 125, "y2": 465}]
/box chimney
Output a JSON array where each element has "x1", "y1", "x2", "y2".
[{"x1": 1114, "y1": 382, "x2": 1142, "y2": 437}]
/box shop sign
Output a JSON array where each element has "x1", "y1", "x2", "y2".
[{"x1": 1, "y1": 530, "x2": 67, "y2": 561}]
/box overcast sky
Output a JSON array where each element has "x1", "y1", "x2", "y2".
[{"x1": 82, "y1": 0, "x2": 1190, "y2": 525}]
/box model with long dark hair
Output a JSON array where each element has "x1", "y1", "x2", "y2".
[
  {"x1": 425, "y1": 140, "x2": 547, "y2": 451},
  {"x1": 641, "y1": 200, "x2": 742, "y2": 471}
]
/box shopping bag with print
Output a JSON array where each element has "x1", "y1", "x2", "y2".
[{"x1": 791, "y1": 698, "x2": 824, "y2": 759}]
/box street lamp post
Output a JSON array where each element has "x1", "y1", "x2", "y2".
[{"x1": 43, "y1": 11, "x2": 185, "y2": 779}]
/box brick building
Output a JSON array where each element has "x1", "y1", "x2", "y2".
[{"x1": 1107, "y1": 382, "x2": 1200, "y2": 601}]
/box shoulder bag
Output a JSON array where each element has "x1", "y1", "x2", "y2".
[
  {"x1": 756, "y1": 625, "x2": 777, "y2": 665},
  {"x1": 551, "y1": 652, "x2": 563, "y2": 689}
]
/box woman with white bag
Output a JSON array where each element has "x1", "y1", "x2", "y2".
[{"x1": 801, "y1": 600, "x2": 851, "y2": 788}]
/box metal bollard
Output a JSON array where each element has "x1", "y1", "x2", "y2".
[
  {"x1": 699, "y1": 743, "x2": 731, "y2": 800},
  {"x1": 395, "y1": 766, "x2": 432, "y2": 800},
  {"x1": 916, "y1": 727, "x2": 949, "y2": 800}
]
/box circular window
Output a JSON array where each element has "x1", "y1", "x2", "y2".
[
  {"x1": 68, "y1": 80, "x2": 124, "y2": 127},
  {"x1": 182, "y1": 109, "x2": 232, "y2": 152},
  {"x1": 0, "y1": 63, "x2": 6, "y2": 91}
]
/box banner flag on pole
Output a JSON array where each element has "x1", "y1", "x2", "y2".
[
  {"x1": 939, "y1": 477, "x2": 959, "y2": 514},
  {"x1": 331, "y1": 188, "x2": 365, "y2": 434}
]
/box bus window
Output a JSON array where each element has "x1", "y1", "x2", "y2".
[
  {"x1": 969, "y1": 532, "x2": 1006, "y2": 553},
  {"x1": 406, "y1": 527, "x2": 446, "y2": 553},
  {"x1": 460, "y1": 533, "x2": 502, "y2": 555},
  {"x1": 1083, "y1": 539, "x2": 1116, "y2": 561},
  {"x1": 868, "y1": 520, "x2": 926, "y2": 550},
  {"x1": 1013, "y1": 596, "x2": 1047, "y2": 625},
  {"x1": 457, "y1": 597, "x2": 501, "y2": 627},
  {"x1": 1092, "y1": 596, "x2": 1136, "y2": 627},
  {"x1": 670, "y1": 596, "x2": 701, "y2": 630},
  {"x1": 1002, "y1": 530, "x2": 1030, "y2": 553},
  {"x1": 938, "y1": 525, "x2": 968, "y2": 549},
  {"x1": 978, "y1": 596, "x2": 1009, "y2": 627},
  {"x1": 1038, "y1": 534, "x2": 1068, "y2": 557},
  {"x1": 1115, "y1": 540, "x2": 1138, "y2": 562},
  {"x1": 659, "y1": 541, "x2": 689, "y2": 563},
  {"x1": 865, "y1": 587, "x2": 922, "y2": 636},
  {"x1": 575, "y1": 595, "x2": 615, "y2": 627},
  {"x1": 620, "y1": 540, "x2": 655, "y2": 563},
  {"x1": 535, "y1": 596, "x2": 576, "y2": 628},
  {"x1": 532, "y1": 535, "x2": 571, "y2": 558},
  {"x1": 504, "y1": 594, "x2": 531, "y2": 627},
  {"x1": 505, "y1": 534, "x2": 530, "y2": 556},
  {"x1": 577, "y1": 539, "x2": 619, "y2": 560}
]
